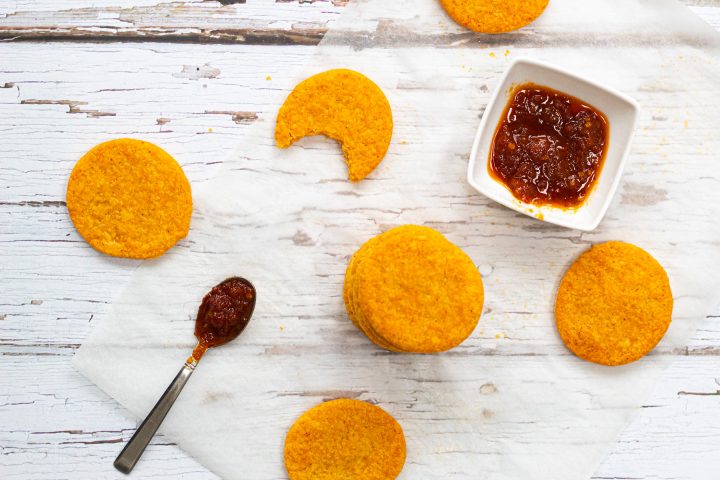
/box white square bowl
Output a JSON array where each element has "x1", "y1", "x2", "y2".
[{"x1": 467, "y1": 57, "x2": 640, "y2": 231}]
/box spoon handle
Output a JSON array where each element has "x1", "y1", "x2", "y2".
[{"x1": 114, "y1": 360, "x2": 197, "y2": 474}]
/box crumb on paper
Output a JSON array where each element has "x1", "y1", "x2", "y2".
[
  {"x1": 480, "y1": 383, "x2": 497, "y2": 394},
  {"x1": 489, "y1": 52, "x2": 496, "y2": 58},
  {"x1": 208, "y1": 127, "x2": 213, "y2": 133},
  {"x1": 504, "y1": 49, "x2": 511, "y2": 57},
  {"x1": 266, "y1": 75, "x2": 272, "y2": 81}
]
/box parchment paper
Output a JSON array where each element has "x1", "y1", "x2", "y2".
[{"x1": 74, "y1": 1, "x2": 720, "y2": 478}]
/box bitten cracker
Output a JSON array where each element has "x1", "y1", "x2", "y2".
[
  {"x1": 275, "y1": 69, "x2": 393, "y2": 182},
  {"x1": 66, "y1": 138, "x2": 192, "y2": 259},
  {"x1": 284, "y1": 399, "x2": 406, "y2": 480},
  {"x1": 555, "y1": 241, "x2": 673, "y2": 366}
]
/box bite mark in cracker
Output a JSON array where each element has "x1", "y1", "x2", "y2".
[{"x1": 275, "y1": 69, "x2": 393, "y2": 182}]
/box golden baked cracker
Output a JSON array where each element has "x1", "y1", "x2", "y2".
[
  {"x1": 284, "y1": 399, "x2": 406, "y2": 480},
  {"x1": 344, "y1": 234, "x2": 376, "y2": 331},
  {"x1": 349, "y1": 282, "x2": 404, "y2": 352},
  {"x1": 275, "y1": 69, "x2": 393, "y2": 182},
  {"x1": 66, "y1": 138, "x2": 192, "y2": 259},
  {"x1": 555, "y1": 241, "x2": 673, "y2": 366},
  {"x1": 345, "y1": 228, "x2": 420, "y2": 352},
  {"x1": 439, "y1": 0, "x2": 549, "y2": 34},
  {"x1": 347, "y1": 227, "x2": 469, "y2": 352},
  {"x1": 348, "y1": 225, "x2": 484, "y2": 353},
  {"x1": 344, "y1": 229, "x2": 400, "y2": 338}
]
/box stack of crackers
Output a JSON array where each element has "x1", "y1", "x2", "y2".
[{"x1": 344, "y1": 225, "x2": 485, "y2": 353}]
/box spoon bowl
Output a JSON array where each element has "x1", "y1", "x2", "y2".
[{"x1": 192, "y1": 276, "x2": 256, "y2": 361}]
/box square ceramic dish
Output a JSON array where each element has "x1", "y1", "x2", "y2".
[{"x1": 467, "y1": 57, "x2": 640, "y2": 231}]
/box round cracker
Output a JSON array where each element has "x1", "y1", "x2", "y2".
[
  {"x1": 66, "y1": 138, "x2": 192, "y2": 259},
  {"x1": 348, "y1": 225, "x2": 484, "y2": 353},
  {"x1": 275, "y1": 69, "x2": 393, "y2": 182},
  {"x1": 350, "y1": 230, "x2": 420, "y2": 352},
  {"x1": 555, "y1": 241, "x2": 673, "y2": 366},
  {"x1": 284, "y1": 399, "x2": 406, "y2": 480},
  {"x1": 344, "y1": 228, "x2": 406, "y2": 351},
  {"x1": 346, "y1": 229, "x2": 419, "y2": 351},
  {"x1": 439, "y1": 0, "x2": 549, "y2": 34}
]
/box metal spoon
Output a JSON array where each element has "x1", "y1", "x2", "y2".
[{"x1": 114, "y1": 277, "x2": 256, "y2": 474}]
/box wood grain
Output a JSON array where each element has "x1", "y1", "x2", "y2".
[
  {"x1": 0, "y1": 1, "x2": 343, "y2": 44},
  {"x1": 1, "y1": 1, "x2": 719, "y2": 479},
  {"x1": 1, "y1": 1, "x2": 718, "y2": 45}
]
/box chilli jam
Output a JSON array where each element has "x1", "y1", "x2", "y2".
[
  {"x1": 191, "y1": 277, "x2": 256, "y2": 361},
  {"x1": 489, "y1": 83, "x2": 609, "y2": 208}
]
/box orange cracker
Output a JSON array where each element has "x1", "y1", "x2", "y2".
[
  {"x1": 555, "y1": 241, "x2": 673, "y2": 366},
  {"x1": 344, "y1": 228, "x2": 411, "y2": 352},
  {"x1": 346, "y1": 225, "x2": 484, "y2": 353},
  {"x1": 275, "y1": 69, "x2": 393, "y2": 182},
  {"x1": 66, "y1": 138, "x2": 192, "y2": 259},
  {"x1": 284, "y1": 399, "x2": 406, "y2": 480},
  {"x1": 345, "y1": 229, "x2": 409, "y2": 351},
  {"x1": 438, "y1": 0, "x2": 549, "y2": 34}
]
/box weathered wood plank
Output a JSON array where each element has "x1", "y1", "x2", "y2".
[
  {"x1": 1, "y1": 1, "x2": 718, "y2": 46},
  {"x1": 0, "y1": 1, "x2": 343, "y2": 44},
  {"x1": 0, "y1": 1, "x2": 719, "y2": 479}
]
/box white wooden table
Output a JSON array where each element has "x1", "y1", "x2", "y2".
[{"x1": 1, "y1": 1, "x2": 719, "y2": 479}]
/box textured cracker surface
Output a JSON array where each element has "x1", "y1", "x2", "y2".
[
  {"x1": 439, "y1": 0, "x2": 549, "y2": 33},
  {"x1": 66, "y1": 138, "x2": 192, "y2": 259},
  {"x1": 284, "y1": 399, "x2": 406, "y2": 480},
  {"x1": 344, "y1": 228, "x2": 425, "y2": 352},
  {"x1": 344, "y1": 225, "x2": 484, "y2": 353},
  {"x1": 555, "y1": 241, "x2": 673, "y2": 366},
  {"x1": 275, "y1": 69, "x2": 393, "y2": 182}
]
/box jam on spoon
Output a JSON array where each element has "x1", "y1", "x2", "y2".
[
  {"x1": 191, "y1": 277, "x2": 257, "y2": 362},
  {"x1": 114, "y1": 277, "x2": 256, "y2": 474}
]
